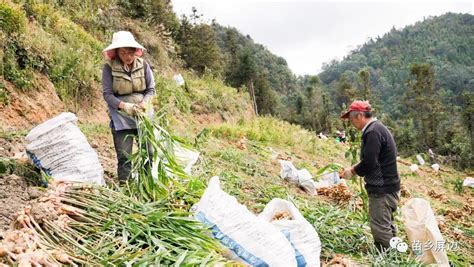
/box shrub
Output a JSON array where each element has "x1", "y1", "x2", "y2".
[
  {"x1": 2, "y1": 42, "x2": 33, "y2": 89},
  {"x1": 23, "y1": 2, "x2": 103, "y2": 107},
  {"x1": 117, "y1": 0, "x2": 180, "y2": 33},
  {"x1": 0, "y1": 82, "x2": 9, "y2": 105},
  {"x1": 154, "y1": 75, "x2": 191, "y2": 113},
  {"x1": 28, "y1": 3, "x2": 60, "y2": 29},
  {"x1": 0, "y1": 3, "x2": 32, "y2": 89},
  {"x1": 0, "y1": 2, "x2": 26, "y2": 35},
  {"x1": 188, "y1": 73, "x2": 250, "y2": 114}
]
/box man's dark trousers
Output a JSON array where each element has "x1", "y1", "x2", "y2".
[{"x1": 368, "y1": 191, "x2": 400, "y2": 250}]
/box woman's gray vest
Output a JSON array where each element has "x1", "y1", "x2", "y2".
[{"x1": 106, "y1": 57, "x2": 146, "y2": 96}]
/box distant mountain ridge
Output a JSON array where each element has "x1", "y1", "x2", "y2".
[{"x1": 318, "y1": 12, "x2": 473, "y2": 115}]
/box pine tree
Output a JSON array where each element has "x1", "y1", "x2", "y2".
[
  {"x1": 254, "y1": 74, "x2": 277, "y2": 115},
  {"x1": 357, "y1": 68, "x2": 382, "y2": 114},
  {"x1": 461, "y1": 91, "x2": 474, "y2": 163},
  {"x1": 358, "y1": 69, "x2": 371, "y2": 101},
  {"x1": 175, "y1": 10, "x2": 222, "y2": 75},
  {"x1": 236, "y1": 48, "x2": 257, "y2": 86},
  {"x1": 405, "y1": 63, "x2": 442, "y2": 149},
  {"x1": 233, "y1": 48, "x2": 258, "y2": 114},
  {"x1": 320, "y1": 93, "x2": 332, "y2": 133},
  {"x1": 306, "y1": 76, "x2": 320, "y2": 131},
  {"x1": 336, "y1": 72, "x2": 356, "y2": 110}
]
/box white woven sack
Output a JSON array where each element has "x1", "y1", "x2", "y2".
[
  {"x1": 194, "y1": 177, "x2": 297, "y2": 267},
  {"x1": 259, "y1": 198, "x2": 321, "y2": 267},
  {"x1": 26, "y1": 112, "x2": 104, "y2": 185}
]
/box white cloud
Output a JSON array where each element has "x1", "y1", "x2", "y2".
[{"x1": 172, "y1": 1, "x2": 472, "y2": 75}]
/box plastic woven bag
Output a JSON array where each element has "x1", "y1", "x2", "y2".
[{"x1": 25, "y1": 112, "x2": 104, "y2": 185}]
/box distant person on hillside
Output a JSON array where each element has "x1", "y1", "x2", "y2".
[
  {"x1": 340, "y1": 130, "x2": 346, "y2": 143},
  {"x1": 102, "y1": 31, "x2": 155, "y2": 184},
  {"x1": 318, "y1": 132, "x2": 328, "y2": 140},
  {"x1": 338, "y1": 100, "x2": 400, "y2": 251},
  {"x1": 428, "y1": 148, "x2": 436, "y2": 164},
  {"x1": 335, "y1": 130, "x2": 346, "y2": 143}
]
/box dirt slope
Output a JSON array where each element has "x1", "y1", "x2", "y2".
[{"x1": 0, "y1": 75, "x2": 109, "y2": 131}]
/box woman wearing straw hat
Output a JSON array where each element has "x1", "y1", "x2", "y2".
[{"x1": 102, "y1": 31, "x2": 155, "y2": 184}]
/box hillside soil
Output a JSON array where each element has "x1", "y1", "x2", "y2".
[{"x1": 0, "y1": 174, "x2": 43, "y2": 235}]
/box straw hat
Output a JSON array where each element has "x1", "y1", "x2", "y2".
[{"x1": 103, "y1": 31, "x2": 145, "y2": 52}]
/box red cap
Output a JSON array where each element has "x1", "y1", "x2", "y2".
[{"x1": 341, "y1": 100, "x2": 372, "y2": 119}]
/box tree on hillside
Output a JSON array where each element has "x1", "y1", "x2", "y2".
[
  {"x1": 460, "y1": 91, "x2": 474, "y2": 163},
  {"x1": 255, "y1": 74, "x2": 278, "y2": 115},
  {"x1": 404, "y1": 63, "x2": 443, "y2": 150},
  {"x1": 189, "y1": 6, "x2": 203, "y2": 25},
  {"x1": 118, "y1": 0, "x2": 179, "y2": 33},
  {"x1": 358, "y1": 69, "x2": 370, "y2": 100},
  {"x1": 118, "y1": 0, "x2": 147, "y2": 18},
  {"x1": 295, "y1": 76, "x2": 320, "y2": 131},
  {"x1": 392, "y1": 118, "x2": 418, "y2": 156},
  {"x1": 319, "y1": 93, "x2": 332, "y2": 133},
  {"x1": 306, "y1": 76, "x2": 323, "y2": 131},
  {"x1": 287, "y1": 75, "x2": 325, "y2": 132},
  {"x1": 222, "y1": 29, "x2": 241, "y2": 86},
  {"x1": 236, "y1": 48, "x2": 257, "y2": 88},
  {"x1": 231, "y1": 47, "x2": 258, "y2": 114},
  {"x1": 148, "y1": 1, "x2": 180, "y2": 34},
  {"x1": 358, "y1": 68, "x2": 375, "y2": 102},
  {"x1": 357, "y1": 68, "x2": 382, "y2": 113},
  {"x1": 335, "y1": 72, "x2": 357, "y2": 110},
  {"x1": 175, "y1": 14, "x2": 222, "y2": 75},
  {"x1": 225, "y1": 28, "x2": 239, "y2": 58}
]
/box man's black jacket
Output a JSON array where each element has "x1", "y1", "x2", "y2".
[{"x1": 354, "y1": 120, "x2": 400, "y2": 195}]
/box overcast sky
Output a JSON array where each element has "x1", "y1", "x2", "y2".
[{"x1": 172, "y1": 0, "x2": 472, "y2": 76}]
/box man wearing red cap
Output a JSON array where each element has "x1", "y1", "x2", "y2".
[{"x1": 339, "y1": 100, "x2": 400, "y2": 251}]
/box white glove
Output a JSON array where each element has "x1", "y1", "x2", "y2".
[
  {"x1": 136, "y1": 101, "x2": 147, "y2": 112},
  {"x1": 339, "y1": 167, "x2": 354, "y2": 179},
  {"x1": 122, "y1": 102, "x2": 136, "y2": 115}
]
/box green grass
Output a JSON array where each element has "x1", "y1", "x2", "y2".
[
  {"x1": 189, "y1": 115, "x2": 474, "y2": 265},
  {"x1": 2, "y1": 40, "x2": 35, "y2": 89},
  {"x1": 0, "y1": 127, "x2": 28, "y2": 141},
  {"x1": 186, "y1": 72, "x2": 251, "y2": 115},
  {"x1": 193, "y1": 139, "x2": 424, "y2": 264},
  {"x1": 154, "y1": 75, "x2": 192, "y2": 113},
  {"x1": 78, "y1": 122, "x2": 110, "y2": 138},
  {"x1": 209, "y1": 116, "x2": 343, "y2": 157},
  {"x1": 0, "y1": 2, "x2": 26, "y2": 35},
  {"x1": 0, "y1": 157, "x2": 43, "y2": 186},
  {"x1": 1, "y1": 1, "x2": 103, "y2": 109}
]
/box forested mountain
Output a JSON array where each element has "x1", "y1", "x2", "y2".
[
  {"x1": 212, "y1": 24, "x2": 297, "y2": 95},
  {"x1": 144, "y1": 10, "x2": 474, "y2": 169},
  {"x1": 211, "y1": 23, "x2": 299, "y2": 116},
  {"x1": 316, "y1": 13, "x2": 473, "y2": 168},
  {"x1": 319, "y1": 12, "x2": 473, "y2": 116},
  {"x1": 172, "y1": 9, "x2": 299, "y2": 116}
]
